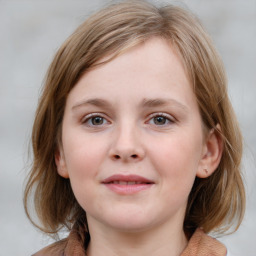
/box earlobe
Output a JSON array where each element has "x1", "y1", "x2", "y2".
[
  {"x1": 55, "y1": 148, "x2": 69, "y2": 178},
  {"x1": 197, "y1": 125, "x2": 223, "y2": 178}
]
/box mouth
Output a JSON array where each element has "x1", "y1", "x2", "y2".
[
  {"x1": 102, "y1": 174, "x2": 154, "y2": 184},
  {"x1": 107, "y1": 181, "x2": 151, "y2": 185},
  {"x1": 102, "y1": 174, "x2": 154, "y2": 194}
]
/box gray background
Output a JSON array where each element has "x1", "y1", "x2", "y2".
[{"x1": 0, "y1": 0, "x2": 255, "y2": 255}]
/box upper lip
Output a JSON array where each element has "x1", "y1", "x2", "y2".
[{"x1": 102, "y1": 174, "x2": 154, "y2": 184}]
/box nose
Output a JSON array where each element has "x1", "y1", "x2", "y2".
[{"x1": 109, "y1": 124, "x2": 145, "y2": 162}]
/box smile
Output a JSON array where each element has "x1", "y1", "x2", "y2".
[
  {"x1": 102, "y1": 174, "x2": 154, "y2": 194},
  {"x1": 110, "y1": 181, "x2": 149, "y2": 185}
]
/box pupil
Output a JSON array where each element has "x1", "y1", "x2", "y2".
[
  {"x1": 92, "y1": 117, "x2": 103, "y2": 125},
  {"x1": 154, "y1": 116, "x2": 166, "y2": 125}
]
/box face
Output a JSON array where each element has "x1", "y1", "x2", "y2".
[{"x1": 56, "y1": 37, "x2": 210, "y2": 234}]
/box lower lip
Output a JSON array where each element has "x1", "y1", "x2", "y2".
[{"x1": 103, "y1": 183, "x2": 153, "y2": 195}]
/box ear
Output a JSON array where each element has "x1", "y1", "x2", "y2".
[
  {"x1": 197, "y1": 124, "x2": 223, "y2": 178},
  {"x1": 55, "y1": 147, "x2": 69, "y2": 178}
]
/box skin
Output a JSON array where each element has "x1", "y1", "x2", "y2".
[{"x1": 56, "y1": 37, "x2": 222, "y2": 256}]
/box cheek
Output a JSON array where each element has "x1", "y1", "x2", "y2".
[
  {"x1": 64, "y1": 129, "x2": 100, "y2": 160},
  {"x1": 62, "y1": 131, "x2": 107, "y2": 183},
  {"x1": 62, "y1": 135, "x2": 107, "y2": 211},
  {"x1": 148, "y1": 130, "x2": 203, "y2": 181}
]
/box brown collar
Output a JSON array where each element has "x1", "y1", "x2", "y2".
[
  {"x1": 181, "y1": 228, "x2": 227, "y2": 256},
  {"x1": 33, "y1": 228, "x2": 227, "y2": 256},
  {"x1": 64, "y1": 228, "x2": 227, "y2": 256}
]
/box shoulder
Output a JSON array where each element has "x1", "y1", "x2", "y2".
[
  {"x1": 32, "y1": 239, "x2": 67, "y2": 256},
  {"x1": 32, "y1": 227, "x2": 87, "y2": 256},
  {"x1": 181, "y1": 228, "x2": 227, "y2": 256}
]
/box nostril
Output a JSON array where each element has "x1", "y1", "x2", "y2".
[{"x1": 112, "y1": 154, "x2": 140, "y2": 160}]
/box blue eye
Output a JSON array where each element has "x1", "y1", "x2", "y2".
[
  {"x1": 148, "y1": 113, "x2": 174, "y2": 126},
  {"x1": 82, "y1": 114, "x2": 108, "y2": 126}
]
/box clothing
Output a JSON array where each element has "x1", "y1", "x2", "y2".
[
  {"x1": 180, "y1": 228, "x2": 227, "y2": 256},
  {"x1": 33, "y1": 228, "x2": 227, "y2": 256}
]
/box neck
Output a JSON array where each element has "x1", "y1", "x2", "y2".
[{"x1": 86, "y1": 218, "x2": 188, "y2": 256}]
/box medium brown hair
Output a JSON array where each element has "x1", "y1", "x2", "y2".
[{"x1": 24, "y1": 0, "x2": 245, "y2": 239}]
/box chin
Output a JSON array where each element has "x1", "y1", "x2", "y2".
[{"x1": 99, "y1": 210, "x2": 159, "y2": 233}]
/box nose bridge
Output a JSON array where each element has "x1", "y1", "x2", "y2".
[{"x1": 110, "y1": 119, "x2": 145, "y2": 161}]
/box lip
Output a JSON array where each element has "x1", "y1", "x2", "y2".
[
  {"x1": 102, "y1": 174, "x2": 154, "y2": 184},
  {"x1": 102, "y1": 174, "x2": 154, "y2": 195}
]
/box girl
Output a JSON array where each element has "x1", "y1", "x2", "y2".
[{"x1": 24, "y1": 1, "x2": 245, "y2": 255}]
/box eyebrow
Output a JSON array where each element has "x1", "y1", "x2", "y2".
[
  {"x1": 72, "y1": 98, "x2": 188, "y2": 112},
  {"x1": 140, "y1": 98, "x2": 188, "y2": 111},
  {"x1": 72, "y1": 98, "x2": 111, "y2": 110}
]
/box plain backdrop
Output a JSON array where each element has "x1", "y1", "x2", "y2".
[{"x1": 0, "y1": 0, "x2": 255, "y2": 255}]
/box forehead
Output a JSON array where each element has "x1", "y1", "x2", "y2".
[{"x1": 66, "y1": 37, "x2": 196, "y2": 110}]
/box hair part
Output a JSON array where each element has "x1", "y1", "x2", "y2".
[{"x1": 24, "y1": 0, "x2": 245, "y2": 239}]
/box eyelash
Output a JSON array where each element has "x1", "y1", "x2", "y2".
[
  {"x1": 81, "y1": 113, "x2": 109, "y2": 127},
  {"x1": 147, "y1": 112, "x2": 175, "y2": 126},
  {"x1": 81, "y1": 112, "x2": 175, "y2": 127}
]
